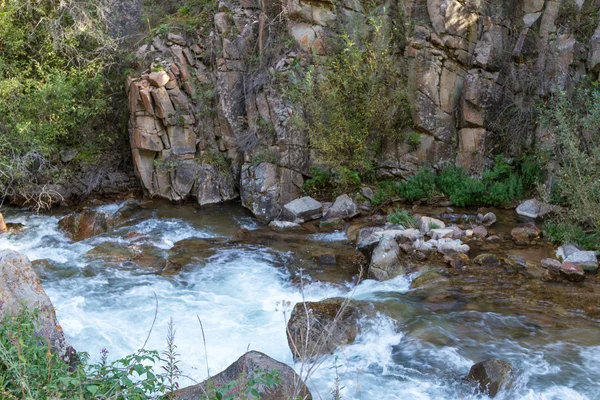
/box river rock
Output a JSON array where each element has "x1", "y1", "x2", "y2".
[
  {"x1": 410, "y1": 268, "x2": 449, "y2": 289},
  {"x1": 286, "y1": 298, "x2": 360, "y2": 361},
  {"x1": 419, "y1": 216, "x2": 446, "y2": 234},
  {"x1": 430, "y1": 238, "x2": 470, "y2": 254},
  {"x1": 58, "y1": 208, "x2": 113, "y2": 241},
  {"x1": 516, "y1": 199, "x2": 552, "y2": 219},
  {"x1": 0, "y1": 212, "x2": 6, "y2": 234},
  {"x1": 474, "y1": 253, "x2": 501, "y2": 268},
  {"x1": 361, "y1": 187, "x2": 374, "y2": 201},
  {"x1": 564, "y1": 251, "x2": 598, "y2": 272},
  {"x1": 560, "y1": 261, "x2": 585, "y2": 282},
  {"x1": 466, "y1": 359, "x2": 512, "y2": 397},
  {"x1": 541, "y1": 258, "x2": 562, "y2": 271},
  {"x1": 511, "y1": 223, "x2": 541, "y2": 244},
  {"x1": 472, "y1": 225, "x2": 488, "y2": 239},
  {"x1": 556, "y1": 243, "x2": 581, "y2": 261},
  {"x1": 268, "y1": 220, "x2": 304, "y2": 232},
  {"x1": 282, "y1": 196, "x2": 322, "y2": 222},
  {"x1": 477, "y1": 212, "x2": 497, "y2": 227},
  {"x1": 323, "y1": 194, "x2": 359, "y2": 220},
  {"x1": 171, "y1": 351, "x2": 311, "y2": 400},
  {"x1": 429, "y1": 228, "x2": 454, "y2": 240},
  {"x1": 368, "y1": 235, "x2": 407, "y2": 281},
  {"x1": 0, "y1": 250, "x2": 77, "y2": 364}
]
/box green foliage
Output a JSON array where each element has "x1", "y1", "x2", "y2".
[
  {"x1": 406, "y1": 132, "x2": 422, "y2": 147},
  {"x1": 143, "y1": 0, "x2": 216, "y2": 36},
  {"x1": 543, "y1": 222, "x2": 600, "y2": 251},
  {"x1": 295, "y1": 15, "x2": 411, "y2": 175},
  {"x1": 373, "y1": 156, "x2": 543, "y2": 207},
  {"x1": 303, "y1": 167, "x2": 361, "y2": 199},
  {"x1": 387, "y1": 208, "x2": 417, "y2": 228},
  {"x1": 251, "y1": 151, "x2": 280, "y2": 166},
  {"x1": 203, "y1": 370, "x2": 281, "y2": 400},
  {"x1": 0, "y1": 0, "x2": 120, "y2": 207}
]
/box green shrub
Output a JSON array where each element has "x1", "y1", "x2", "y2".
[
  {"x1": 399, "y1": 169, "x2": 437, "y2": 202},
  {"x1": 406, "y1": 132, "x2": 422, "y2": 147},
  {"x1": 372, "y1": 181, "x2": 403, "y2": 206},
  {"x1": 387, "y1": 208, "x2": 417, "y2": 228},
  {"x1": 543, "y1": 222, "x2": 600, "y2": 251},
  {"x1": 303, "y1": 166, "x2": 361, "y2": 199}
]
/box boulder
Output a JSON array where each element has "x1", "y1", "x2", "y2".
[
  {"x1": 560, "y1": 261, "x2": 585, "y2": 282},
  {"x1": 282, "y1": 196, "x2": 323, "y2": 222},
  {"x1": 419, "y1": 216, "x2": 446, "y2": 234},
  {"x1": 323, "y1": 194, "x2": 359, "y2": 220},
  {"x1": 368, "y1": 235, "x2": 408, "y2": 281},
  {"x1": 466, "y1": 360, "x2": 512, "y2": 397},
  {"x1": 286, "y1": 298, "x2": 360, "y2": 361},
  {"x1": 516, "y1": 199, "x2": 552, "y2": 219},
  {"x1": 0, "y1": 250, "x2": 77, "y2": 364},
  {"x1": 477, "y1": 212, "x2": 497, "y2": 227},
  {"x1": 510, "y1": 223, "x2": 541, "y2": 244},
  {"x1": 148, "y1": 71, "x2": 170, "y2": 87},
  {"x1": 268, "y1": 220, "x2": 304, "y2": 232},
  {"x1": 171, "y1": 351, "x2": 311, "y2": 400},
  {"x1": 556, "y1": 243, "x2": 582, "y2": 261},
  {"x1": 0, "y1": 212, "x2": 6, "y2": 234},
  {"x1": 564, "y1": 251, "x2": 598, "y2": 273},
  {"x1": 58, "y1": 208, "x2": 113, "y2": 241},
  {"x1": 360, "y1": 187, "x2": 374, "y2": 201}
]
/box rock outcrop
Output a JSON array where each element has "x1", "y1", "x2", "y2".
[
  {"x1": 171, "y1": 351, "x2": 311, "y2": 400},
  {"x1": 0, "y1": 250, "x2": 77, "y2": 364}
]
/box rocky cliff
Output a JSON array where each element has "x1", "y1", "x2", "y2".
[{"x1": 127, "y1": 0, "x2": 600, "y2": 221}]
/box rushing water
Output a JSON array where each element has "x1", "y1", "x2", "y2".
[{"x1": 1, "y1": 201, "x2": 599, "y2": 400}]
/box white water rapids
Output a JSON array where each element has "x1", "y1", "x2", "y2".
[{"x1": 1, "y1": 202, "x2": 599, "y2": 399}]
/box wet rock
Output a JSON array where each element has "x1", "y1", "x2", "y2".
[
  {"x1": 319, "y1": 217, "x2": 344, "y2": 229},
  {"x1": 444, "y1": 253, "x2": 469, "y2": 269},
  {"x1": 282, "y1": 196, "x2": 322, "y2": 222},
  {"x1": 541, "y1": 258, "x2": 562, "y2": 271},
  {"x1": 162, "y1": 260, "x2": 183, "y2": 275},
  {"x1": 418, "y1": 216, "x2": 446, "y2": 234},
  {"x1": 361, "y1": 186, "x2": 374, "y2": 201},
  {"x1": 0, "y1": 250, "x2": 77, "y2": 364},
  {"x1": 286, "y1": 298, "x2": 360, "y2": 361},
  {"x1": 516, "y1": 199, "x2": 552, "y2": 219},
  {"x1": 564, "y1": 251, "x2": 598, "y2": 272},
  {"x1": 474, "y1": 253, "x2": 501, "y2": 268},
  {"x1": 171, "y1": 351, "x2": 311, "y2": 400},
  {"x1": 314, "y1": 254, "x2": 337, "y2": 265},
  {"x1": 345, "y1": 224, "x2": 363, "y2": 242},
  {"x1": 410, "y1": 268, "x2": 449, "y2": 289},
  {"x1": 466, "y1": 359, "x2": 512, "y2": 397},
  {"x1": 323, "y1": 194, "x2": 359, "y2": 220},
  {"x1": 368, "y1": 235, "x2": 407, "y2": 281},
  {"x1": 0, "y1": 212, "x2": 6, "y2": 234},
  {"x1": 556, "y1": 243, "x2": 582, "y2": 261},
  {"x1": 472, "y1": 225, "x2": 488, "y2": 239},
  {"x1": 486, "y1": 235, "x2": 502, "y2": 242},
  {"x1": 477, "y1": 212, "x2": 497, "y2": 227},
  {"x1": 167, "y1": 238, "x2": 220, "y2": 265},
  {"x1": 542, "y1": 269, "x2": 562, "y2": 282},
  {"x1": 511, "y1": 223, "x2": 541, "y2": 244},
  {"x1": 268, "y1": 220, "x2": 304, "y2": 232},
  {"x1": 429, "y1": 228, "x2": 454, "y2": 240},
  {"x1": 560, "y1": 261, "x2": 585, "y2": 282},
  {"x1": 58, "y1": 208, "x2": 113, "y2": 241}
]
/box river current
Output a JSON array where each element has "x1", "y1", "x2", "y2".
[{"x1": 1, "y1": 201, "x2": 599, "y2": 399}]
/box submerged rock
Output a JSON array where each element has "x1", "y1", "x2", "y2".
[
  {"x1": 171, "y1": 351, "x2": 311, "y2": 400},
  {"x1": 282, "y1": 196, "x2": 323, "y2": 222},
  {"x1": 286, "y1": 298, "x2": 361, "y2": 361},
  {"x1": 474, "y1": 253, "x2": 501, "y2": 268},
  {"x1": 466, "y1": 359, "x2": 512, "y2": 397},
  {"x1": 58, "y1": 208, "x2": 113, "y2": 241},
  {"x1": 0, "y1": 250, "x2": 77, "y2": 364},
  {"x1": 368, "y1": 235, "x2": 408, "y2": 281},
  {"x1": 268, "y1": 220, "x2": 304, "y2": 232},
  {"x1": 511, "y1": 223, "x2": 541, "y2": 244}
]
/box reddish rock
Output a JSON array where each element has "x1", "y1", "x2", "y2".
[
  {"x1": 0, "y1": 212, "x2": 6, "y2": 234},
  {"x1": 472, "y1": 225, "x2": 488, "y2": 239},
  {"x1": 542, "y1": 269, "x2": 561, "y2": 282},
  {"x1": 541, "y1": 258, "x2": 562, "y2": 272},
  {"x1": 58, "y1": 209, "x2": 112, "y2": 241},
  {"x1": 560, "y1": 261, "x2": 585, "y2": 282}
]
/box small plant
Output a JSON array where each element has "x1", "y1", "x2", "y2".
[
  {"x1": 387, "y1": 208, "x2": 417, "y2": 228},
  {"x1": 406, "y1": 131, "x2": 422, "y2": 147},
  {"x1": 302, "y1": 166, "x2": 361, "y2": 199},
  {"x1": 251, "y1": 151, "x2": 280, "y2": 166},
  {"x1": 429, "y1": 222, "x2": 441, "y2": 230}
]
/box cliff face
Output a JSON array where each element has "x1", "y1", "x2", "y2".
[{"x1": 126, "y1": 0, "x2": 600, "y2": 221}]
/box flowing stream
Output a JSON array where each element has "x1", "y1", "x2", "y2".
[{"x1": 1, "y1": 201, "x2": 599, "y2": 400}]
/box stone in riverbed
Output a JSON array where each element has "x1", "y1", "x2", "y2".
[
  {"x1": 511, "y1": 223, "x2": 541, "y2": 244},
  {"x1": 541, "y1": 258, "x2": 562, "y2": 271},
  {"x1": 472, "y1": 225, "x2": 488, "y2": 239},
  {"x1": 419, "y1": 216, "x2": 446, "y2": 234},
  {"x1": 516, "y1": 199, "x2": 552, "y2": 219},
  {"x1": 368, "y1": 235, "x2": 408, "y2": 281},
  {"x1": 560, "y1": 261, "x2": 585, "y2": 282},
  {"x1": 474, "y1": 253, "x2": 501, "y2": 268},
  {"x1": 556, "y1": 243, "x2": 581, "y2": 261},
  {"x1": 565, "y1": 251, "x2": 598, "y2": 272},
  {"x1": 323, "y1": 194, "x2": 360, "y2": 220},
  {"x1": 466, "y1": 359, "x2": 512, "y2": 397},
  {"x1": 268, "y1": 220, "x2": 304, "y2": 232},
  {"x1": 171, "y1": 351, "x2": 311, "y2": 400},
  {"x1": 282, "y1": 196, "x2": 322, "y2": 222},
  {"x1": 477, "y1": 212, "x2": 497, "y2": 227},
  {"x1": 58, "y1": 208, "x2": 113, "y2": 241},
  {"x1": 429, "y1": 228, "x2": 454, "y2": 240},
  {"x1": 0, "y1": 250, "x2": 77, "y2": 364},
  {"x1": 286, "y1": 298, "x2": 360, "y2": 361}
]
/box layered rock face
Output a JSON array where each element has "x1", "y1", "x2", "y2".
[{"x1": 127, "y1": 0, "x2": 600, "y2": 218}]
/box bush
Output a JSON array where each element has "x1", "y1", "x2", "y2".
[
  {"x1": 543, "y1": 222, "x2": 600, "y2": 251},
  {"x1": 387, "y1": 208, "x2": 417, "y2": 228},
  {"x1": 303, "y1": 167, "x2": 361, "y2": 199}
]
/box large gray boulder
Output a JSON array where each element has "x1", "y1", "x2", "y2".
[
  {"x1": 171, "y1": 351, "x2": 311, "y2": 400},
  {"x1": 282, "y1": 196, "x2": 323, "y2": 222},
  {"x1": 0, "y1": 250, "x2": 77, "y2": 364},
  {"x1": 323, "y1": 194, "x2": 360, "y2": 220},
  {"x1": 466, "y1": 359, "x2": 512, "y2": 397},
  {"x1": 516, "y1": 199, "x2": 552, "y2": 219},
  {"x1": 368, "y1": 235, "x2": 408, "y2": 281},
  {"x1": 286, "y1": 298, "x2": 361, "y2": 362},
  {"x1": 564, "y1": 251, "x2": 598, "y2": 273}
]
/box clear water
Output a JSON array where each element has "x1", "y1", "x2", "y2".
[{"x1": 1, "y1": 202, "x2": 599, "y2": 400}]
